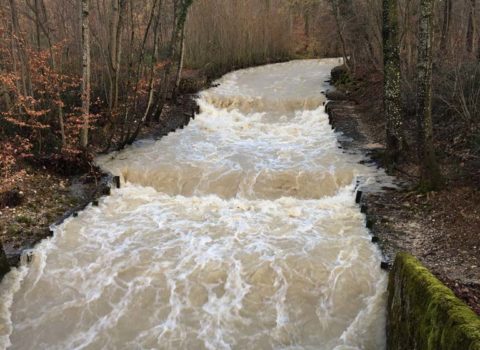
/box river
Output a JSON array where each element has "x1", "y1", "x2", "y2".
[{"x1": 0, "y1": 59, "x2": 387, "y2": 349}]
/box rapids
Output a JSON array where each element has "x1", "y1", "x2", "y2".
[{"x1": 0, "y1": 59, "x2": 387, "y2": 349}]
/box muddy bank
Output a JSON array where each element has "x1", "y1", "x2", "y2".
[
  {"x1": 0, "y1": 92, "x2": 200, "y2": 276},
  {"x1": 326, "y1": 70, "x2": 480, "y2": 315}
]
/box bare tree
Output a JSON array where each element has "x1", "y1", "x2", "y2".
[
  {"x1": 416, "y1": 0, "x2": 442, "y2": 190},
  {"x1": 80, "y1": 0, "x2": 91, "y2": 149},
  {"x1": 328, "y1": 0, "x2": 351, "y2": 71},
  {"x1": 108, "y1": 0, "x2": 127, "y2": 112},
  {"x1": 440, "y1": 0, "x2": 452, "y2": 51},
  {"x1": 466, "y1": 0, "x2": 476, "y2": 54},
  {"x1": 8, "y1": 0, "x2": 32, "y2": 97}
]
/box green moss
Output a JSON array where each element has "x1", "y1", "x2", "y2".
[
  {"x1": 387, "y1": 253, "x2": 480, "y2": 350},
  {"x1": 16, "y1": 214, "x2": 34, "y2": 226},
  {"x1": 6, "y1": 224, "x2": 22, "y2": 235}
]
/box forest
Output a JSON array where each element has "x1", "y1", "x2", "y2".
[
  {"x1": 0, "y1": 0, "x2": 478, "y2": 183},
  {"x1": 0, "y1": 0, "x2": 323, "y2": 174}
]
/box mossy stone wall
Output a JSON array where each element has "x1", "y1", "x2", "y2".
[{"x1": 387, "y1": 253, "x2": 480, "y2": 350}]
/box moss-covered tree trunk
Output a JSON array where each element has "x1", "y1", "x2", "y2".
[
  {"x1": 416, "y1": 0, "x2": 442, "y2": 190},
  {"x1": 383, "y1": 0, "x2": 404, "y2": 165}
]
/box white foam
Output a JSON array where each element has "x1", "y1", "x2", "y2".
[{"x1": 1, "y1": 59, "x2": 387, "y2": 350}]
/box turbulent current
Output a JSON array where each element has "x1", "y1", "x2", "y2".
[{"x1": 0, "y1": 59, "x2": 387, "y2": 349}]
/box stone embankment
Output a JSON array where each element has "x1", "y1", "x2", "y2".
[{"x1": 326, "y1": 65, "x2": 480, "y2": 349}]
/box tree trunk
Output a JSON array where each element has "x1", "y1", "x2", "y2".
[
  {"x1": 416, "y1": 0, "x2": 442, "y2": 190},
  {"x1": 478, "y1": 29, "x2": 480, "y2": 60},
  {"x1": 329, "y1": 0, "x2": 351, "y2": 71},
  {"x1": 39, "y1": 0, "x2": 66, "y2": 148},
  {"x1": 440, "y1": 0, "x2": 452, "y2": 51},
  {"x1": 109, "y1": 0, "x2": 127, "y2": 112},
  {"x1": 80, "y1": 0, "x2": 91, "y2": 149},
  {"x1": 125, "y1": 0, "x2": 162, "y2": 145},
  {"x1": 151, "y1": 0, "x2": 192, "y2": 121},
  {"x1": 9, "y1": 0, "x2": 32, "y2": 97},
  {"x1": 174, "y1": 26, "x2": 186, "y2": 95},
  {"x1": 466, "y1": 0, "x2": 476, "y2": 53},
  {"x1": 34, "y1": 0, "x2": 42, "y2": 51},
  {"x1": 108, "y1": 0, "x2": 119, "y2": 111},
  {"x1": 383, "y1": 0, "x2": 404, "y2": 165}
]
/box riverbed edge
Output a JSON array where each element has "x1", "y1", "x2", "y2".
[
  {"x1": 0, "y1": 92, "x2": 200, "y2": 280},
  {"x1": 325, "y1": 66, "x2": 480, "y2": 348}
]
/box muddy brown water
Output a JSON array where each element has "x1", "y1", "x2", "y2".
[{"x1": 0, "y1": 59, "x2": 387, "y2": 349}]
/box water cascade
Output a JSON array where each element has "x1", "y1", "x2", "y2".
[{"x1": 0, "y1": 59, "x2": 387, "y2": 349}]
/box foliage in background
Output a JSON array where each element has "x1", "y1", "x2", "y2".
[
  {"x1": 0, "y1": 0, "x2": 344, "y2": 178},
  {"x1": 328, "y1": 0, "x2": 480, "y2": 165},
  {"x1": 185, "y1": 0, "x2": 341, "y2": 78}
]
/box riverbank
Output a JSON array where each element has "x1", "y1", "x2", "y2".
[
  {"x1": 0, "y1": 58, "x2": 300, "y2": 276},
  {"x1": 326, "y1": 68, "x2": 480, "y2": 315},
  {"x1": 0, "y1": 89, "x2": 201, "y2": 272}
]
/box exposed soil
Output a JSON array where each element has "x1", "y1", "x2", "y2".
[
  {"x1": 0, "y1": 91, "x2": 201, "y2": 270},
  {"x1": 326, "y1": 77, "x2": 480, "y2": 315},
  {"x1": 0, "y1": 168, "x2": 110, "y2": 266}
]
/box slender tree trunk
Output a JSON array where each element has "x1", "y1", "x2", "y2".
[
  {"x1": 466, "y1": 0, "x2": 476, "y2": 53},
  {"x1": 174, "y1": 26, "x2": 186, "y2": 95},
  {"x1": 34, "y1": 0, "x2": 42, "y2": 51},
  {"x1": 383, "y1": 0, "x2": 404, "y2": 165},
  {"x1": 115, "y1": 0, "x2": 127, "y2": 111},
  {"x1": 106, "y1": 0, "x2": 127, "y2": 113},
  {"x1": 329, "y1": 0, "x2": 350, "y2": 71},
  {"x1": 478, "y1": 29, "x2": 480, "y2": 60},
  {"x1": 9, "y1": 0, "x2": 32, "y2": 97},
  {"x1": 0, "y1": 84, "x2": 12, "y2": 110},
  {"x1": 108, "y1": 0, "x2": 119, "y2": 111},
  {"x1": 440, "y1": 0, "x2": 452, "y2": 51},
  {"x1": 152, "y1": 0, "x2": 192, "y2": 121},
  {"x1": 144, "y1": 0, "x2": 161, "y2": 118},
  {"x1": 38, "y1": 0, "x2": 66, "y2": 148},
  {"x1": 80, "y1": 0, "x2": 91, "y2": 149},
  {"x1": 304, "y1": 8, "x2": 310, "y2": 38},
  {"x1": 9, "y1": 21, "x2": 22, "y2": 101},
  {"x1": 125, "y1": 0, "x2": 162, "y2": 145},
  {"x1": 416, "y1": 0, "x2": 442, "y2": 190}
]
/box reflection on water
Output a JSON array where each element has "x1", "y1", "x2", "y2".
[{"x1": 0, "y1": 59, "x2": 387, "y2": 350}]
